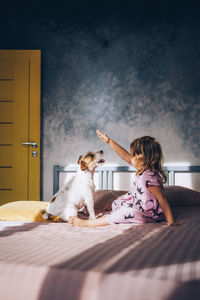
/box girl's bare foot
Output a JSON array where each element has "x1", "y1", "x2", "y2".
[
  {"x1": 68, "y1": 216, "x2": 89, "y2": 227},
  {"x1": 68, "y1": 215, "x2": 109, "y2": 227}
]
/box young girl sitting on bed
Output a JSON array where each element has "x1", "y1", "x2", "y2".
[{"x1": 69, "y1": 130, "x2": 178, "y2": 227}]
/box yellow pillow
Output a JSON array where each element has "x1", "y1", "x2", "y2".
[{"x1": 0, "y1": 201, "x2": 60, "y2": 222}]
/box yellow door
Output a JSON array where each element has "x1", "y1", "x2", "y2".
[{"x1": 0, "y1": 50, "x2": 41, "y2": 205}]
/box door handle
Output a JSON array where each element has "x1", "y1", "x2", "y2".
[{"x1": 22, "y1": 142, "x2": 38, "y2": 148}]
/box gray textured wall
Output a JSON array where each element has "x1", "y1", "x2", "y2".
[{"x1": 1, "y1": 6, "x2": 200, "y2": 200}]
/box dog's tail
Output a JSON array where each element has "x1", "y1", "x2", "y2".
[
  {"x1": 41, "y1": 195, "x2": 56, "y2": 220},
  {"x1": 41, "y1": 209, "x2": 51, "y2": 220},
  {"x1": 41, "y1": 209, "x2": 62, "y2": 222}
]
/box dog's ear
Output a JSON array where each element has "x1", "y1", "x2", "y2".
[
  {"x1": 50, "y1": 196, "x2": 56, "y2": 203},
  {"x1": 78, "y1": 155, "x2": 82, "y2": 164},
  {"x1": 80, "y1": 160, "x2": 88, "y2": 171}
]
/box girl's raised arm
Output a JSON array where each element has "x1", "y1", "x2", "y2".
[{"x1": 96, "y1": 129, "x2": 132, "y2": 165}]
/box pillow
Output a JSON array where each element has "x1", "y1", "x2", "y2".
[
  {"x1": 165, "y1": 186, "x2": 200, "y2": 206},
  {"x1": 93, "y1": 186, "x2": 200, "y2": 210},
  {"x1": 94, "y1": 190, "x2": 127, "y2": 212},
  {"x1": 0, "y1": 201, "x2": 55, "y2": 222}
]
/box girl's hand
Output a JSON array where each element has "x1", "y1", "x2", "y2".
[
  {"x1": 166, "y1": 221, "x2": 181, "y2": 226},
  {"x1": 96, "y1": 129, "x2": 110, "y2": 144}
]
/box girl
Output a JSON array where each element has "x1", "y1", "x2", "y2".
[{"x1": 69, "y1": 130, "x2": 178, "y2": 227}]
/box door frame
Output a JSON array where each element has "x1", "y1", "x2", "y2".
[{"x1": 28, "y1": 50, "x2": 41, "y2": 201}]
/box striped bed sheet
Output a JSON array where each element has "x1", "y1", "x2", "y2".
[{"x1": 0, "y1": 206, "x2": 200, "y2": 300}]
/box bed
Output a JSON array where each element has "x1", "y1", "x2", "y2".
[{"x1": 0, "y1": 165, "x2": 200, "y2": 300}]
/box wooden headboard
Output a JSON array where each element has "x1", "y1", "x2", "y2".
[{"x1": 53, "y1": 165, "x2": 200, "y2": 194}]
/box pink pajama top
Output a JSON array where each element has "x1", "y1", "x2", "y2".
[{"x1": 106, "y1": 169, "x2": 165, "y2": 224}]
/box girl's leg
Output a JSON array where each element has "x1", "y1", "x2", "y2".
[{"x1": 68, "y1": 215, "x2": 109, "y2": 227}]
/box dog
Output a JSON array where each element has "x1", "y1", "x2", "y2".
[{"x1": 42, "y1": 150, "x2": 105, "y2": 222}]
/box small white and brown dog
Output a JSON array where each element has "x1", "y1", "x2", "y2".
[{"x1": 42, "y1": 150, "x2": 105, "y2": 222}]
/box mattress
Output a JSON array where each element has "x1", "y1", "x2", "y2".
[{"x1": 0, "y1": 206, "x2": 200, "y2": 300}]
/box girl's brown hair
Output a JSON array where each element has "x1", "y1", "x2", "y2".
[{"x1": 130, "y1": 136, "x2": 167, "y2": 183}]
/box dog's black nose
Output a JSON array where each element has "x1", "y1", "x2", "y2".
[{"x1": 100, "y1": 150, "x2": 104, "y2": 154}]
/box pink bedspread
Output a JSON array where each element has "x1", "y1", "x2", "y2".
[{"x1": 0, "y1": 206, "x2": 200, "y2": 300}]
